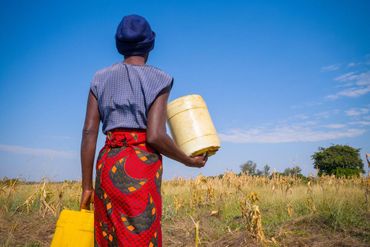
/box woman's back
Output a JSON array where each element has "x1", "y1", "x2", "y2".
[
  {"x1": 80, "y1": 14, "x2": 206, "y2": 247},
  {"x1": 90, "y1": 62, "x2": 173, "y2": 133}
]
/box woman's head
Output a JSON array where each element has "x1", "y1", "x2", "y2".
[{"x1": 115, "y1": 15, "x2": 155, "y2": 58}]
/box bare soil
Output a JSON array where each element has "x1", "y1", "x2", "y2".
[{"x1": 1, "y1": 212, "x2": 369, "y2": 247}]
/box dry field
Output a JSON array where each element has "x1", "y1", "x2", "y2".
[{"x1": 0, "y1": 173, "x2": 369, "y2": 247}]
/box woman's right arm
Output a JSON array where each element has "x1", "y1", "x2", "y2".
[
  {"x1": 80, "y1": 91, "x2": 100, "y2": 209},
  {"x1": 146, "y1": 89, "x2": 206, "y2": 168}
]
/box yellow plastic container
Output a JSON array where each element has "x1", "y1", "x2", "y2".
[
  {"x1": 167, "y1": 94, "x2": 220, "y2": 157},
  {"x1": 50, "y1": 209, "x2": 94, "y2": 247}
]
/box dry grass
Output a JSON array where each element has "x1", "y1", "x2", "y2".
[{"x1": 0, "y1": 173, "x2": 369, "y2": 246}]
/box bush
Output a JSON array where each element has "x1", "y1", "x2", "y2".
[{"x1": 333, "y1": 168, "x2": 362, "y2": 178}]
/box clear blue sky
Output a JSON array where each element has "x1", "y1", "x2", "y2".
[{"x1": 0, "y1": 0, "x2": 369, "y2": 181}]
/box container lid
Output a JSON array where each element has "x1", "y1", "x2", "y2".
[{"x1": 167, "y1": 94, "x2": 207, "y2": 119}]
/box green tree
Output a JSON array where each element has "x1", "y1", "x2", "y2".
[
  {"x1": 240, "y1": 161, "x2": 272, "y2": 176},
  {"x1": 255, "y1": 169, "x2": 264, "y2": 176},
  {"x1": 240, "y1": 160, "x2": 257, "y2": 175},
  {"x1": 282, "y1": 166, "x2": 302, "y2": 176},
  {"x1": 263, "y1": 164, "x2": 271, "y2": 177},
  {"x1": 312, "y1": 144, "x2": 365, "y2": 177}
]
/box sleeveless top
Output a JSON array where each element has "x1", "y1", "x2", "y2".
[{"x1": 90, "y1": 62, "x2": 174, "y2": 134}]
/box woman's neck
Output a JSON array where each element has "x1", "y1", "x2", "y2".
[{"x1": 123, "y1": 56, "x2": 147, "y2": 65}]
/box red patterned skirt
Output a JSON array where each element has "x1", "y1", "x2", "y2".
[{"x1": 94, "y1": 129, "x2": 162, "y2": 247}]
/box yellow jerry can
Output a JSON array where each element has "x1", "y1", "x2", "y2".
[
  {"x1": 50, "y1": 209, "x2": 94, "y2": 247},
  {"x1": 167, "y1": 94, "x2": 220, "y2": 157}
]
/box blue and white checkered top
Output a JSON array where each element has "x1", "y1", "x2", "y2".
[{"x1": 90, "y1": 62, "x2": 173, "y2": 134}]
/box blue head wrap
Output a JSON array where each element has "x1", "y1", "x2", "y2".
[{"x1": 115, "y1": 15, "x2": 156, "y2": 56}]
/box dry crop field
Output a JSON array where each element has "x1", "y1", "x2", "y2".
[{"x1": 0, "y1": 173, "x2": 369, "y2": 247}]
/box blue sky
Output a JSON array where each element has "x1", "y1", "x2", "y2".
[{"x1": 0, "y1": 0, "x2": 369, "y2": 181}]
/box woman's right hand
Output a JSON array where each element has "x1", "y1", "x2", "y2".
[
  {"x1": 186, "y1": 153, "x2": 208, "y2": 168},
  {"x1": 80, "y1": 189, "x2": 94, "y2": 210}
]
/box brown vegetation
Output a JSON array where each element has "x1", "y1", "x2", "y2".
[{"x1": 0, "y1": 173, "x2": 369, "y2": 246}]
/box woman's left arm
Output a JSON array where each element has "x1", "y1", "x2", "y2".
[{"x1": 80, "y1": 91, "x2": 100, "y2": 209}]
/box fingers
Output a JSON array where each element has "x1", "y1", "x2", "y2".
[
  {"x1": 80, "y1": 201, "x2": 88, "y2": 210},
  {"x1": 186, "y1": 152, "x2": 209, "y2": 168},
  {"x1": 197, "y1": 161, "x2": 206, "y2": 168},
  {"x1": 196, "y1": 156, "x2": 206, "y2": 168},
  {"x1": 80, "y1": 197, "x2": 89, "y2": 210},
  {"x1": 203, "y1": 152, "x2": 208, "y2": 162},
  {"x1": 80, "y1": 190, "x2": 94, "y2": 210},
  {"x1": 197, "y1": 153, "x2": 208, "y2": 167},
  {"x1": 188, "y1": 159, "x2": 202, "y2": 168}
]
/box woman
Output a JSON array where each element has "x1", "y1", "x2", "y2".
[{"x1": 79, "y1": 15, "x2": 207, "y2": 247}]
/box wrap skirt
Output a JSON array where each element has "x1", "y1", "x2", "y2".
[{"x1": 94, "y1": 129, "x2": 162, "y2": 247}]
